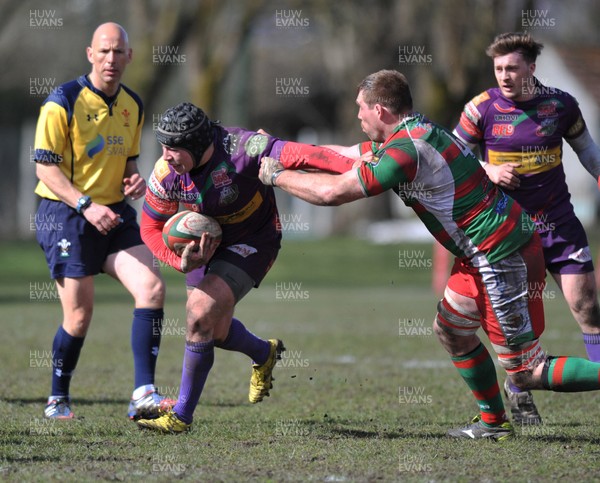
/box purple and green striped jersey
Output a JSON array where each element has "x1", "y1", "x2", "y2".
[
  {"x1": 454, "y1": 83, "x2": 586, "y2": 229},
  {"x1": 357, "y1": 114, "x2": 534, "y2": 263}
]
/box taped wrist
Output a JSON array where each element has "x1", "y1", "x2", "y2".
[{"x1": 280, "y1": 142, "x2": 356, "y2": 174}]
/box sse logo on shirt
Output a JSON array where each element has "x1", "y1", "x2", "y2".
[
  {"x1": 105, "y1": 135, "x2": 130, "y2": 156},
  {"x1": 107, "y1": 135, "x2": 124, "y2": 145},
  {"x1": 86, "y1": 134, "x2": 129, "y2": 158}
]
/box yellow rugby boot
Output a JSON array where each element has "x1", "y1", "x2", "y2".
[
  {"x1": 249, "y1": 339, "x2": 285, "y2": 403},
  {"x1": 136, "y1": 410, "x2": 191, "y2": 434}
]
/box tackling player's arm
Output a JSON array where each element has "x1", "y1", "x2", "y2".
[
  {"x1": 271, "y1": 168, "x2": 364, "y2": 206},
  {"x1": 260, "y1": 140, "x2": 414, "y2": 205}
]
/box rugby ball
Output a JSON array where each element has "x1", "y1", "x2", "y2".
[{"x1": 162, "y1": 210, "x2": 222, "y2": 254}]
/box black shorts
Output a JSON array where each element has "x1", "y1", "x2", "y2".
[{"x1": 185, "y1": 239, "x2": 280, "y2": 301}]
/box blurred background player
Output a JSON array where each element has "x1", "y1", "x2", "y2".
[
  {"x1": 453, "y1": 31, "x2": 600, "y2": 424},
  {"x1": 34, "y1": 23, "x2": 173, "y2": 420},
  {"x1": 260, "y1": 69, "x2": 600, "y2": 440}
]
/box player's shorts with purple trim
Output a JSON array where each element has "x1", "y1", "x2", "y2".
[
  {"x1": 35, "y1": 198, "x2": 143, "y2": 279},
  {"x1": 538, "y1": 216, "x2": 593, "y2": 275}
]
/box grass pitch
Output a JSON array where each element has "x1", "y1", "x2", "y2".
[{"x1": 1, "y1": 238, "x2": 600, "y2": 482}]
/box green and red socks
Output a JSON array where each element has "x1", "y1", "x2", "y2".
[
  {"x1": 542, "y1": 356, "x2": 600, "y2": 391},
  {"x1": 451, "y1": 343, "x2": 507, "y2": 426}
]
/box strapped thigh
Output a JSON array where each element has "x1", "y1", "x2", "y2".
[{"x1": 435, "y1": 296, "x2": 481, "y2": 336}]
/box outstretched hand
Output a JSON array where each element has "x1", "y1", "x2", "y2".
[{"x1": 180, "y1": 232, "x2": 221, "y2": 273}]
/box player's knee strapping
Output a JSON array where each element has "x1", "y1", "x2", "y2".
[
  {"x1": 435, "y1": 297, "x2": 480, "y2": 337},
  {"x1": 492, "y1": 339, "x2": 545, "y2": 375}
]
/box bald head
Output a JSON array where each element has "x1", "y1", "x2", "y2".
[
  {"x1": 86, "y1": 22, "x2": 132, "y2": 96},
  {"x1": 91, "y1": 22, "x2": 129, "y2": 49}
]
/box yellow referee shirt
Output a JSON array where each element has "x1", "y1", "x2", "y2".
[{"x1": 34, "y1": 75, "x2": 144, "y2": 205}]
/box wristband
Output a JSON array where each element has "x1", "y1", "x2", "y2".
[{"x1": 76, "y1": 195, "x2": 92, "y2": 214}]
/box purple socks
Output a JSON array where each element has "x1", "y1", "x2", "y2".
[
  {"x1": 173, "y1": 340, "x2": 214, "y2": 424},
  {"x1": 583, "y1": 332, "x2": 600, "y2": 362},
  {"x1": 214, "y1": 318, "x2": 270, "y2": 365}
]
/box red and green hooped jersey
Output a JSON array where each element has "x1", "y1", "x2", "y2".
[{"x1": 357, "y1": 114, "x2": 534, "y2": 264}]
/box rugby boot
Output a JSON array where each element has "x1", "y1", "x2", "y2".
[
  {"x1": 249, "y1": 339, "x2": 285, "y2": 403},
  {"x1": 128, "y1": 388, "x2": 176, "y2": 421},
  {"x1": 44, "y1": 397, "x2": 74, "y2": 419},
  {"x1": 447, "y1": 414, "x2": 514, "y2": 441},
  {"x1": 503, "y1": 379, "x2": 543, "y2": 425},
  {"x1": 137, "y1": 410, "x2": 191, "y2": 434}
]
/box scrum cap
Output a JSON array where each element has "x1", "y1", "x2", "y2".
[{"x1": 155, "y1": 102, "x2": 213, "y2": 167}]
